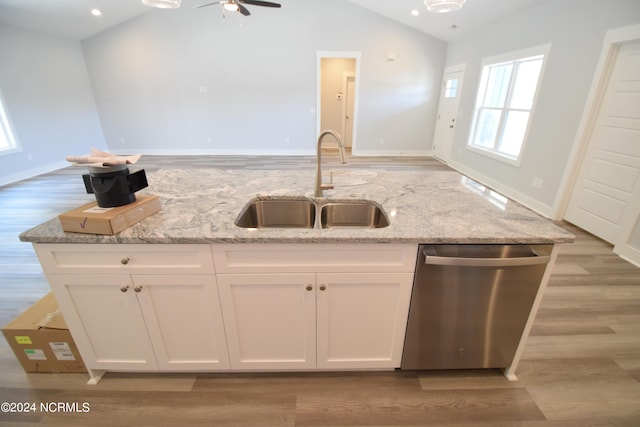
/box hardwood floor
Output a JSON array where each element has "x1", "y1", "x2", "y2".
[{"x1": 1, "y1": 155, "x2": 639, "y2": 426}]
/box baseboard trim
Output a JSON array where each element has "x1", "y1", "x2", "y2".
[{"x1": 0, "y1": 161, "x2": 69, "y2": 187}]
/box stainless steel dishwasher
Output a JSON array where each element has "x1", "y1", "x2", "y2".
[{"x1": 401, "y1": 244, "x2": 552, "y2": 370}]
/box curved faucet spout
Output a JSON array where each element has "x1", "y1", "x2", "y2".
[{"x1": 315, "y1": 130, "x2": 347, "y2": 197}]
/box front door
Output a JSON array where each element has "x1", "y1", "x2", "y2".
[
  {"x1": 565, "y1": 42, "x2": 640, "y2": 249},
  {"x1": 432, "y1": 65, "x2": 465, "y2": 162}
]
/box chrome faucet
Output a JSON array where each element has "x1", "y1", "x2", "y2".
[{"x1": 315, "y1": 130, "x2": 347, "y2": 197}]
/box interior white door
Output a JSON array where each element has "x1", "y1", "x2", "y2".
[
  {"x1": 565, "y1": 42, "x2": 640, "y2": 248},
  {"x1": 342, "y1": 75, "x2": 356, "y2": 148},
  {"x1": 432, "y1": 65, "x2": 465, "y2": 162}
]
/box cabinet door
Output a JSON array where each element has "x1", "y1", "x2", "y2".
[
  {"x1": 316, "y1": 273, "x2": 414, "y2": 369},
  {"x1": 133, "y1": 275, "x2": 230, "y2": 370},
  {"x1": 217, "y1": 273, "x2": 316, "y2": 370},
  {"x1": 48, "y1": 275, "x2": 158, "y2": 371}
]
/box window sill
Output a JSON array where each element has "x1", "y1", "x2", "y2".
[
  {"x1": 0, "y1": 146, "x2": 23, "y2": 156},
  {"x1": 466, "y1": 144, "x2": 522, "y2": 167}
]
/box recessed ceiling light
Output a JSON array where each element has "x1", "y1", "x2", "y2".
[
  {"x1": 90, "y1": 8, "x2": 102, "y2": 16},
  {"x1": 411, "y1": 9, "x2": 420, "y2": 16}
]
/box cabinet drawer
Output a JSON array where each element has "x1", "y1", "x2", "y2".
[
  {"x1": 34, "y1": 244, "x2": 215, "y2": 275},
  {"x1": 212, "y1": 243, "x2": 417, "y2": 273}
]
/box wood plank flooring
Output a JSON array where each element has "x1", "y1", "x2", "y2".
[{"x1": 1, "y1": 154, "x2": 639, "y2": 426}]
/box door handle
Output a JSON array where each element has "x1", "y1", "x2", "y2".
[{"x1": 423, "y1": 246, "x2": 550, "y2": 267}]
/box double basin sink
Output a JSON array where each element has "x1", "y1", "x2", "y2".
[{"x1": 235, "y1": 197, "x2": 389, "y2": 229}]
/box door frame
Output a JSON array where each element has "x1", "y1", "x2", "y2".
[
  {"x1": 555, "y1": 23, "x2": 640, "y2": 220},
  {"x1": 317, "y1": 51, "x2": 361, "y2": 153}
]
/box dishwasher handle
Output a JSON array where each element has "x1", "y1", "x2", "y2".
[{"x1": 423, "y1": 246, "x2": 550, "y2": 267}]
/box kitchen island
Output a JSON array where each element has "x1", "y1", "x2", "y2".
[{"x1": 20, "y1": 168, "x2": 574, "y2": 384}]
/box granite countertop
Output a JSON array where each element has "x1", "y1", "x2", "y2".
[{"x1": 19, "y1": 168, "x2": 575, "y2": 245}]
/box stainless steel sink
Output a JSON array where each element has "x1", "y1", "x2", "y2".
[
  {"x1": 235, "y1": 198, "x2": 316, "y2": 228},
  {"x1": 320, "y1": 201, "x2": 390, "y2": 229}
]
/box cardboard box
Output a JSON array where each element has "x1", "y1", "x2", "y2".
[
  {"x1": 58, "y1": 194, "x2": 161, "y2": 235},
  {"x1": 2, "y1": 293, "x2": 86, "y2": 373}
]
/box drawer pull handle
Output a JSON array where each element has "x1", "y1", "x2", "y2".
[
  {"x1": 320, "y1": 284, "x2": 327, "y2": 291},
  {"x1": 120, "y1": 285, "x2": 129, "y2": 293},
  {"x1": 306, "y1": 285, "x2": 313, "y2": 291},
  {"x1": 120, "y1": 257, "x2": 130, "y2": 265},
  {"x1": 134, "y1": 285, "x2": 143, "y2": 293}
]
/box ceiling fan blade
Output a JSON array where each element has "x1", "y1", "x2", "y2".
[
  {"x1": 239, "y1": 0, "x2": 281, "y2": 8},
  {"x1": 193, "y1": 1, "x2": 223, "y2": 9},
  {"x1": 238, "y1": 4, "x2": 251, "y2": 15}
]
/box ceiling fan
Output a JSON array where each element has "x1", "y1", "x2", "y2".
[{"x1": 194, "y1": 0, "x2": 281, "y2": 16}]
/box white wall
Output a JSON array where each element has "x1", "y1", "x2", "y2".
[
  {"x1": 81, "y1": 0, "x2": 446, "y2": 156},
  {"x1": 443, "y1": 0, "x2": 640, "y2": 216},
  {"x1": 0, "y1": 24, "x2": 106, "y2": 186}
]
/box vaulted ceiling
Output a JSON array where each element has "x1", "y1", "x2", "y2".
[{"x1": 0, "y1": 0, "x2": 544, "y2": 41}]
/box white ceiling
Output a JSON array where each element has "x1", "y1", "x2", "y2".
[
  {"x1": 346, "y1": 0, "x2": 544, "y2": 41},
  {"x1": 0, "y1": 0, "x2": 149, "y2": 40},
  {"x1": 0, "y1": 0, "x2": 544, "y2": 41}
]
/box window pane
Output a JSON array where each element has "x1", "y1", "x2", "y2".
[
  {"x1": 0, "y1": 94, "x2": 18, "y2": 152},
  {"x1": 484, "y1": 64, "x2": 512, "y2": 108},
  {"x1": 0, "y1": 127, "x2": 10, "y2": 149},
  {"x1": 474, "y1": 109, "x2": 501, "y2": 149},
  {"x1": 444, "y1": 78, "x2": 458, "y2": 98},
  {"x1": 509, "y1": 59, "x2": 543, "y2": 110},
  {"x1": 498, "y1": 110, "x2": 529, "y2": 157}
]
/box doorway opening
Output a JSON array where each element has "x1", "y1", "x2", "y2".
[{"x1": 317, "y1": 52, "x2": 361, "y2": 153}]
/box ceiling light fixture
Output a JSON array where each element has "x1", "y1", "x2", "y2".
[
  {"x1": 411, "y1": 9, "x2": 420, "y2": 16},
  {"x1": 223, "y1": 1, "x2": 240, "y2": 12},
  {"x1": 424, "y1": 0, "x2": 466, "y2": 13},
  {"x1": 90, "y1": 8, "x2": 102, "y2": 16},
  {"x1": 141, "y1": 0, "x2": 182, "y2": 9}
]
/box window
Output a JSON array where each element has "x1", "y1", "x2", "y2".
[
  {"x1": 0, "y1": 90, "x2": 19, "y2": 154},
  {"x1": 468, "y1": 44, "x2": 549, "y2": 165},
  {"x1": 444, "y1": 78, "x2": 459, "y2": 98}
]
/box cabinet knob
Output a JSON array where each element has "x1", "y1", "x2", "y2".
[
  {"x1": 306, "y1": 285, "x2": 313, "y2": 291},
  {"x1": 320, "y1": 284, "x2": 327, "y2": 291},
  {"x1": 120, "y1": 257, "x2": 130, "y2": 265},
  {"x1": 120, "y1": 285, "x2": 129, "y2": 293},
  {"x1": 134, "y1": 285, "x2": 143, "y2": 293}
]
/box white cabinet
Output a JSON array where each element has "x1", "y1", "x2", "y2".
[
  {"x1": 216, "y1": 273, "x2": 317, "y2": 370},
  {"x1": 316, "y1": 273, "x2": 414, "y2": 369},
  {"x1": 35, "y1": 244, "x2": 230, "y2": 383},
  {"x1": 214, "y1": 243, "x2": 416, "y2": 371},
  {"x1": 34, "y1": 242, "x2": 417, "y2": 380},
  {"x1": 48, "y1": 274, "x2": 158, "y2": 373}
]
